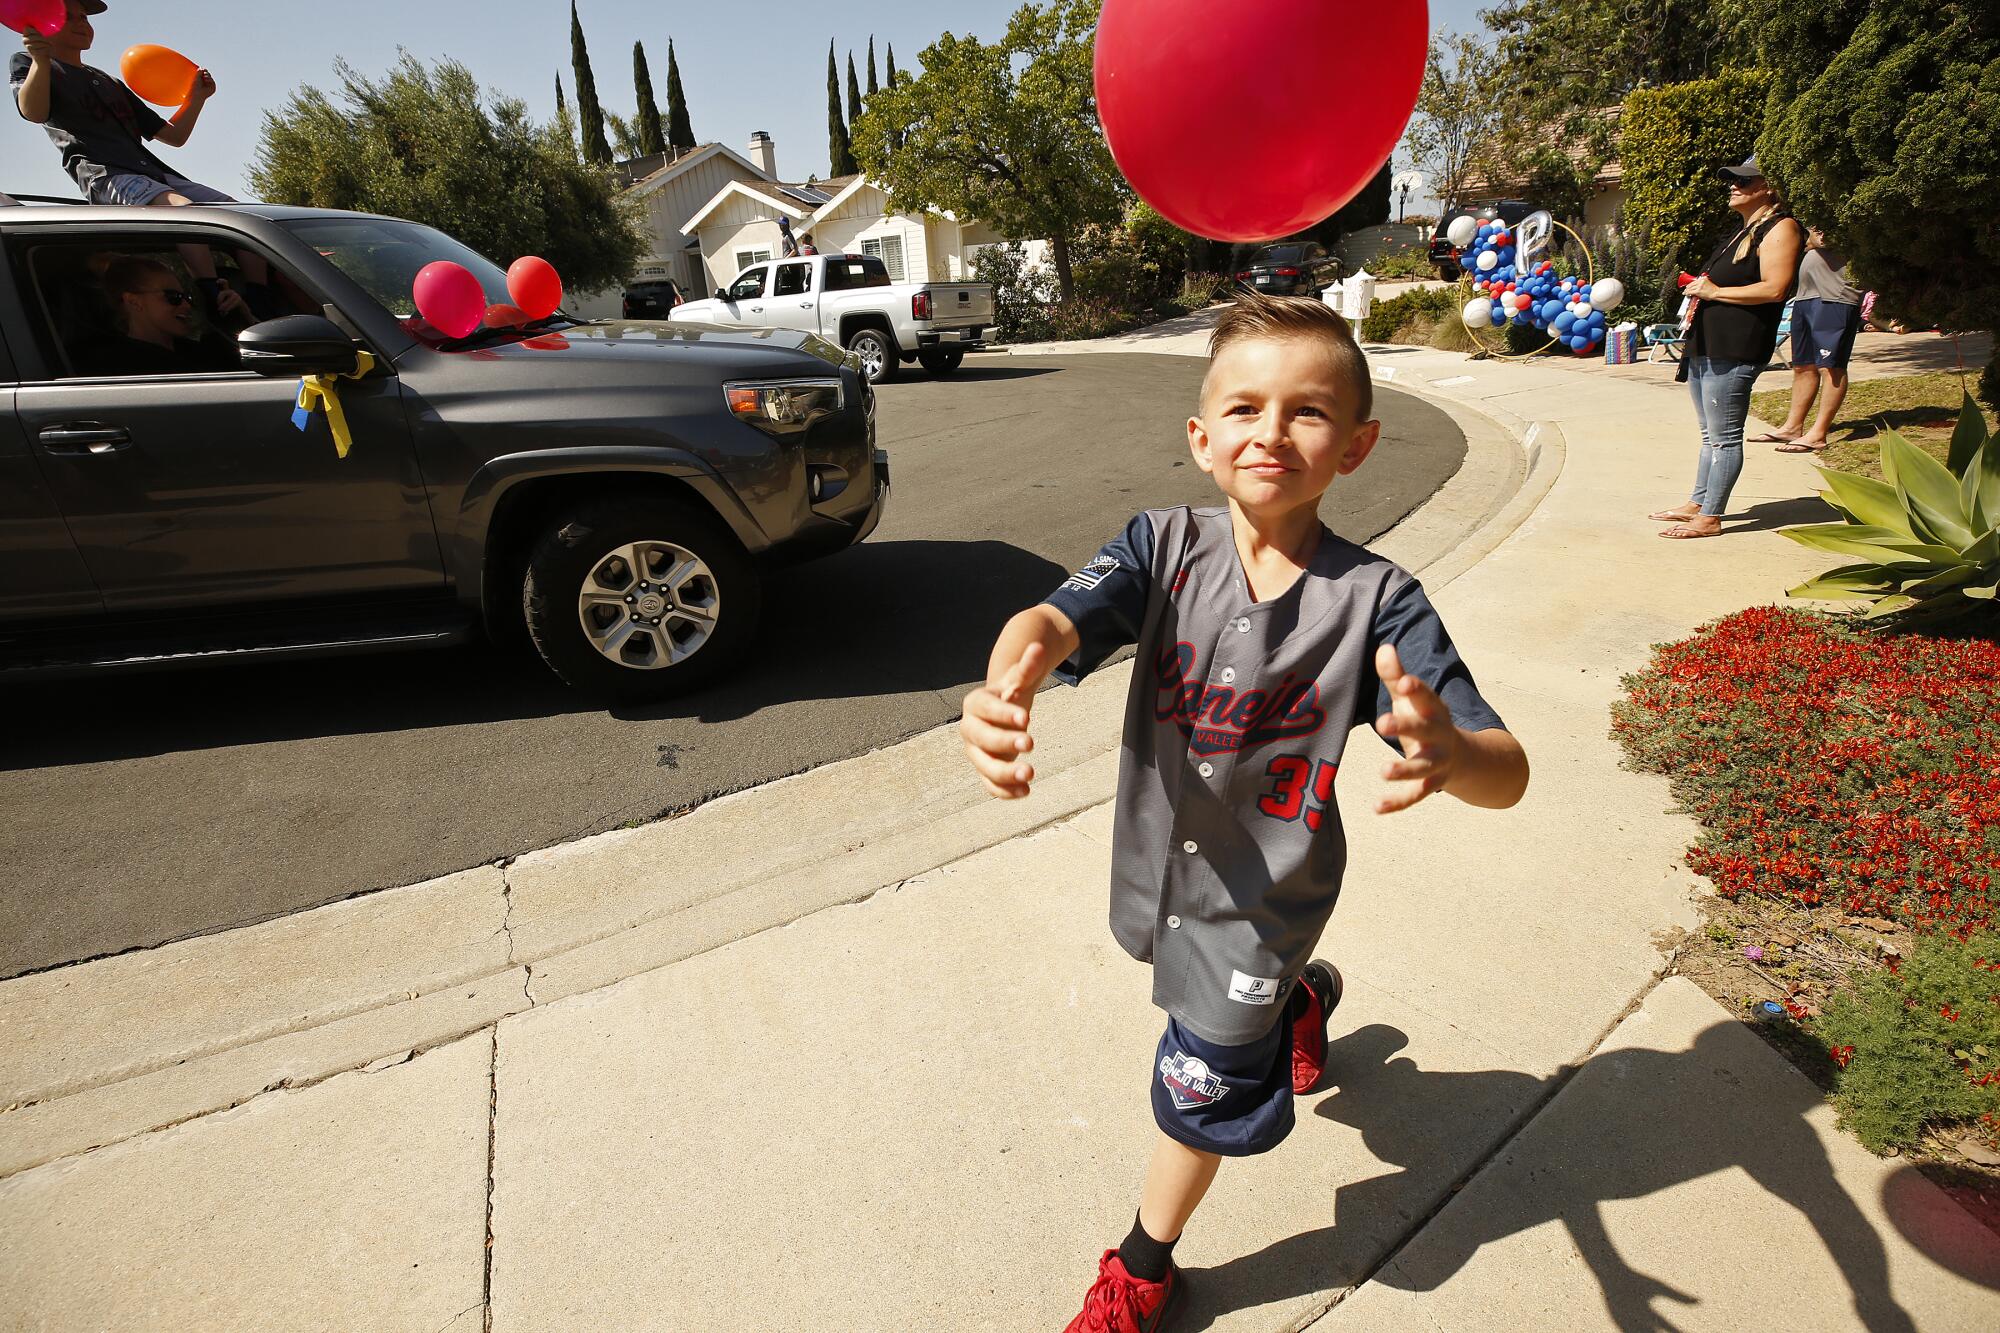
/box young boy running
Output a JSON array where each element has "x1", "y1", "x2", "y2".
[{"x1": 960, "y1": 293, "x2": 1529, "y2": 1331}]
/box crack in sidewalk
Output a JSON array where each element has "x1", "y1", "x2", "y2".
[
  {"x1": 1296, "y1": 959, "x2": 1678, "y2": 1329},
  {"x1": 481, "y1": 1025, "x2": 499, "y2": 1333}
]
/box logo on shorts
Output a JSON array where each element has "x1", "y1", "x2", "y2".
[{"x1": 1160, "y1": 1050, "x2": 1227, "y2": 1110}]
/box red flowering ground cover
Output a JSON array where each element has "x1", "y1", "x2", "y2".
[
  {"x1": 1613, "y1": 606, "x2": 2000, "y2": 937},
  {"x1": 1614, "y1": 607, "x2": 2000, "y2": 1199}
]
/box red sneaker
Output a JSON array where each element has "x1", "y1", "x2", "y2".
[
  {"x1": 1062, "y1": 1250, "x2": 1181, "y2": 1333},
  {"x1": 1290, "y1": 960, "x2": 1344, "y2": 1095}
]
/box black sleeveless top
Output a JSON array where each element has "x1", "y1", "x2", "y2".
[{"x1": 1684, "y1": 211, "x2": 1800, "y2": 370}]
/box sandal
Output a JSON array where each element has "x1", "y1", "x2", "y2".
[
  {"x1": 1648, "y1": 508, "x2": 1699, "y2": 521},
  {"x1": 1748, "y1": 431, "x2": 1797, "y2": 444},
  {"x1": 1775, "y1": 440, "x2": 1829, "y2": 453},
  {"x1": 1659, "y1": 523, "x2": 1722, "y2": 539}
]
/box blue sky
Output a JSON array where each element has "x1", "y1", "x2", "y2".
[{"x1": 6, "y1": 0, "x2": 1491, "y2": 210}]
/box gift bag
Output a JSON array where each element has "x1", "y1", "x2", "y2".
[{"x1": 1604, "y1": 322, "x2": 1638, "y2": 365}]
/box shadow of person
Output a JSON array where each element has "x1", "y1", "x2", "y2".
[
  {"x1": 1178, "y1": 1023, "x2": 1924, "y2": 1333},
  {"x1": 1728, "y1": 494, "x2": 1840, "y2": 534}
]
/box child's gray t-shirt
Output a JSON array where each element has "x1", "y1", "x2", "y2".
[
  {"x1": 9, "y1": 55, "x2": 171, "y2": 202},
  {"x1": 1043, "y1": 505, "x2": 1505, "y2": 1046}
]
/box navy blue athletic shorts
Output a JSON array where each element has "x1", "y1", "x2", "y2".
[
  {"x1": 1151, "y1": 986, "x2": 1309, "y2": 1156},
  {"x1": 1790, "y1": 297, "x2": 1861, "y2": 370}
]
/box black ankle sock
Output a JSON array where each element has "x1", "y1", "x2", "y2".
[{"x1": 1118, "y1": 1211, "x2": 1178, "y2": 1282}]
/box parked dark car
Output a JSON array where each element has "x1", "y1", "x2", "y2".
[
  {"x1": 0, "y1": 203, "x2": 886, "y2": 701},
  {"x1": 1234, "y1": 242, "x2": 1339, "y2": 296},
  {"x1": 622, "y1": 278, "x2": 683, "y2": 319},
  {"x1": 1429, "y1": 200, "x2": 1537, "y2": 279}
]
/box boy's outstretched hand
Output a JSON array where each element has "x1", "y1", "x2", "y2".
[
  {"x1": 1373, "y1": 643, "x2": 1458, "y2": 814},
  {"x1": 961, "y1": 641, "x2": 1047, "y2": 800}
]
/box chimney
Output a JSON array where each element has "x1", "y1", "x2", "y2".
[{"x1": 747, "y1": 130, "x2": 776, "y2": 178}]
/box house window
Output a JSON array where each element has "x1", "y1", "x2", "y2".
[
  {"x1": 734, "y1": 247, "x2": 773, "y2": 273},
  {"x1": 860, "y1": 235, "x2": 905, "y2": 282}
]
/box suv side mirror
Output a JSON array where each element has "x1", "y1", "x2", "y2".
[
  {"x1": 238, "y1": 315, "x2": 360, "y2": 377},
  {"x1": 714, "y1": 288, "x2": 729, "y2": 301}
]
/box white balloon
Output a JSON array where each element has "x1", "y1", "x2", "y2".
[
  {"x1": 1476, "y1": 250, "x2": 1498, "y2": 272},
  {"x1": 1462, "y1": 297, "x2": 1492, "y2": 328},
  {"x1": 1590, "y1": 277, "x2": 1625, "y2": 311},
  {"x1": 1574, "y1": 301, "x2": 1593, "y2": 318},
  {"x1": 1446, "y1": 215, "x2": 1478, "y2": 248}
]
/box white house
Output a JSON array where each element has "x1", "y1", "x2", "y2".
[
  {"x1": 679, "y1": 137, "x2": 1031, "y2": 294},
  {"x1": 567, "y1": 133, "x2": 783, "y2": 317}
]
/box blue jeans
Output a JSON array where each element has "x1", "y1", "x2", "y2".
[{"x1": 1686, "y1": 356, "x2": 1760, "y2": 517}]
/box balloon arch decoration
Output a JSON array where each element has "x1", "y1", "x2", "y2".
[{"x1": 1447, "y1": 210, "x2": 1625, "y2": 359}]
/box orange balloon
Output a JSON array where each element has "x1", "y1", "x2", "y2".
[{"x1": 121, "y1": 44, "x2": 199, "y2": 107}]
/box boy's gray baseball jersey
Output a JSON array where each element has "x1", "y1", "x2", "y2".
[{"x1": 1043, "y1": 506, "x2": 1504, "y2": 1047}]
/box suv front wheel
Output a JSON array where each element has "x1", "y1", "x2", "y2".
[{"x1": 522, "y1": 495, "x2": 760, "y2": 700}]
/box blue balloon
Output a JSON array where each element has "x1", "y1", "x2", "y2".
[
  {"x1": 1589, "y1": 310, "x2": 1606, "y2": 326},
  {"x1": 1460, "y1": 254, "x2": 1475, "y2": 269},
  {"x1": 1490, "y1": 307, "x2": 1506, "y2": 327},
  {"x1": 1554, "y1": 313, "x2": 1574, "y2": 333},
  {"x1": 1540, "y1": 300, "x2": 1561, "y2": 320},
  {"x1": 1570, "y1": 334, "x2": 1590, "y2": 350},
  {"x1": 1498, "y1": 246, "x2": 1515, "y2": 262}
]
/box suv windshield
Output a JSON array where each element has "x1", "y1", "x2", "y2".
[{"x1": 279, "y1": 217, "x2": 534, "y2": 336}]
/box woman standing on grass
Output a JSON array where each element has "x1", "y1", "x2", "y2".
[{"x1": 1650, "y1": 155, "x2": 1804, "y2": 539}]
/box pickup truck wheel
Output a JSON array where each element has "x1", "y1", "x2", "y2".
[
  {"x1": 845, "y1": 327, "x2": 899, "y2": 383},
  {"x1": 917, "y1": 347, "x2": 966, "y2": 376},
  {"x1": 521, "y1": 497, "x2": 759, "y2": 701}
]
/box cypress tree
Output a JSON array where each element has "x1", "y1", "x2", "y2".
[
  {"x1": 885, "y1": 43, "x2": 898, "y2": 88},
  {"x1": 866, "y1": 37, "x2": 879, "y2": 97},
  {"x1": 664, "y1": 39, "x2": 695, "y2": 151},
  {"x1": 826, "y1": 41, "x2": 857, "y2": 177},
  {"x1": 632, "y1": 41, "x2": 666, "y2": 157},
  {"x1": 555, "y1": 75, "x2": 568, "y2": 120},
  {"x1": 569, "y1": 1, "x2": 612, "y2": 165},
  {"x1": 846, "y1": 51, "x2": 863, "y2": 129}
]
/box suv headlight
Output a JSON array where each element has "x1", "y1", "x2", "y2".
[{"x1": 723, "y1": 378, "x2": 845, "y2": 438}]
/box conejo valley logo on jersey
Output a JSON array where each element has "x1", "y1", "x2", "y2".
[
  {"x1": 1154, "y1": 642, "x2": 1328, "y2": 756},
  {"x1": 1160, "y1": 1051, "x2": 1227, "y2": 1110}
]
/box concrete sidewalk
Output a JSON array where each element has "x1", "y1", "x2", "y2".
[{"x1": 5, "y1": 334, "x2": 1998, "y2": 1331}]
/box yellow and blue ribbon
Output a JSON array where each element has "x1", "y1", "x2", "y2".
[{"x1": 291, "y1": 350, "x2": 378, "y2": 459}]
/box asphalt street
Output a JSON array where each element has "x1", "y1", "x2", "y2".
[{"x1": 0, "y1": 352, "x2": 1465, "y2": 977}]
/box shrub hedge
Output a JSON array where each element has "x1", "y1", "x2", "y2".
[{"x1": 1620, "y1": 69, "x2": 1771, "y2": 266}]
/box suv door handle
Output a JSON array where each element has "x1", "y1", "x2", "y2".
[{"x1": 39, "y1": 424, "x2": 132, "y2": 455}]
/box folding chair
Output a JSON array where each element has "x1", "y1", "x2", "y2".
[{"x1": 1642, "y1": 297, "x2": 1692, "y2": 363}]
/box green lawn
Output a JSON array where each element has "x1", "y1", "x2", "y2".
[{"x1": 1750, "y1": 372, "x2": 1998, "y2": 480}]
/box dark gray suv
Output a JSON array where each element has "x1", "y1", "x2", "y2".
[{"x1": 0, "y1": 203, "x2": 886, "y2": 700}]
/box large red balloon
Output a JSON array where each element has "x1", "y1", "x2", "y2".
[
  {"x1": 412, "y1": 261, "x2": 486, "y2": 340},
  {"x1": 0, "y1": 0, "x2": 66, "y2": 38},
  {"x1": 507, "y1": 256, "x2": 563, "y2": 321},
  {"x1": 1095, "y1": 0, "x2": 1427, "y2": 242}
]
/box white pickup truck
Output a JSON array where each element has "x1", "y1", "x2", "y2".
[{"x1": 670, "y1": 253, "x2": 994, "y2": 383}]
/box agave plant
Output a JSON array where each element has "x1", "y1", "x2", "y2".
[{"x1": 1784, "y1": 392, "x2": 2000, "y2": 622}]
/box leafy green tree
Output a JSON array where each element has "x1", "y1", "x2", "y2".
[
  {"x1": 251, "y1": 54, "x2": 648, "y2": 294},
  {"x1": 632, "y1": 41, "x2": 666, "y2": 157},
  {"x1": 1402, "y1": 30, "x2": 1499, "y2": 211},
  {"x1": 867, "y1": 37, "x2": 879, "y2": 97},
  {"x1": 826, "y1": 41, "x2": 857, "y2": 177},
  {"x1": 852, "y1": 0, "x2": 1122, "y2": 301},
  {"x1": 569, "y1": 0, "x2": 612, "y2": 165},
  {"x1": 847, "y1": 51, "x2": 864, "y2": 130},
  {"x1": 604, "y1": 109, "x2": 642, "y2": 161},
  {"x1": 1480, "y1": 0, "x2": 1757, "y2": 212},
  {"x1": 665, "y1": 39, "x2": 694, "y2": 152},
  {"x1": 1757, "y1": 0, "x2": 1999, "y2": 397}
]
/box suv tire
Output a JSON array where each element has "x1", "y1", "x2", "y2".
[
  {"x1": 917, "y1": 347, "x2": 965, "y2": 376},
  {"x1": 522, "y1": 495, "x2": 760, "y2": 701},
  {"x1": 845, "y1": 326, "x2": 899, "y2": 384}
]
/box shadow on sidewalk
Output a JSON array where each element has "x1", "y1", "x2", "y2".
[{"x1": 1173, "y1": 1023, "x2": 1955, "y2": 1333}]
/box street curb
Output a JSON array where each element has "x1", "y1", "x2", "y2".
[{"x1": 0, "y1": 348, "x2": 1561, "y2": 1179}]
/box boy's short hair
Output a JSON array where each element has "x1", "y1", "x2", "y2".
[{"x1": 1203, "y1": 291, "x2": 1372, "y2": 422}]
